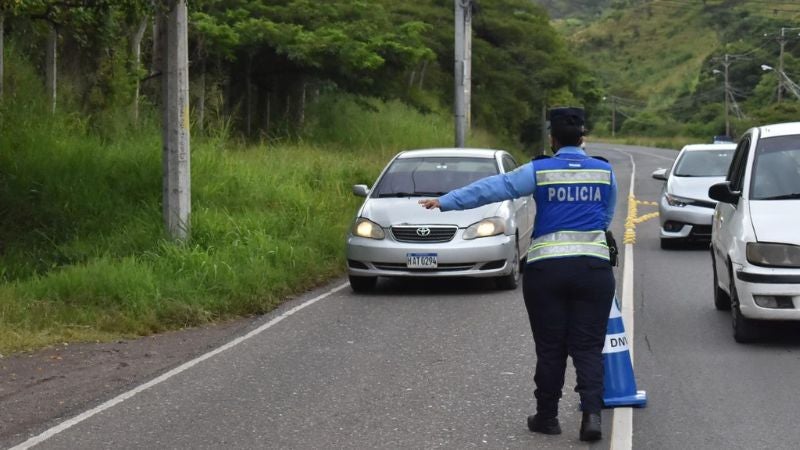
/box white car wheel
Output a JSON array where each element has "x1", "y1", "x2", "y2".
[
  {"x1": 495, "y1": 237, "x2": 521, "y2": 290},
  {"x1": 729, "y1": 269, "x2": 759, "y2": 343}
]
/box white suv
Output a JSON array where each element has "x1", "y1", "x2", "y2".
[{"x1": 709, "y1": 122, "x2": 800, "y2": 343}]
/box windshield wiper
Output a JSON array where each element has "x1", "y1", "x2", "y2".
[
  {"x1": 757, "y1": 192, "x2": 800, "y2": 201},
  {"x1": 377, "y1": 191, "x2": 446, "y2": 198}
]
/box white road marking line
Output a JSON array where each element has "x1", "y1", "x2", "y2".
[
  {"x1": 9, "y1": 282, "x2": 351, "y2": 450},
  {"x1": 628, "y1": 149, "x2": 675, "y2": 163},
  {"x1": 607, "y1": 148, "x2": 636, "y2": 450},
  {"x1": 591, "y1": 143, "x2": 676, "y2": 163}
]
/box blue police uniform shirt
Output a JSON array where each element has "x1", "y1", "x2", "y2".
[{"x1": 438, "y1": 146, "x2": 617, "y2": 239}]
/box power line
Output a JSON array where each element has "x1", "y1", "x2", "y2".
[
  {"x1": 735, "y1": 40, "x2": 773, "y2": 57},
  {"x1": 661, "y1": 87, "x2": 727, "y2": 111},
  {"x1": 603, "y1": 94, "x2": 647, "y2": 108},
  {"x1": 653, "y1": 0, "x2": 800, "y2": 7},
  {"x1": 630, "y1": 0, "x2": 800, "y2": 15}
]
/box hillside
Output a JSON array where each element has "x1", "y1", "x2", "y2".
[
  {"x1": 549, "y1": 0, "x2": 800, "y2": 138},
  {"x1": 534, "y1": 0, "x2": 612, "y2": 19},
  {"x1": 572, "y1": 3, "x2": 716, "y2": 103}
]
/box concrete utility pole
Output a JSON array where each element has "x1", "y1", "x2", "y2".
[
  {"x1": 454, "y1": 0, "x2": 472, "y2": 148},
  {"x1": 712, "y1": 53, "x2": 747, "y2": 137},
  {"x1": 763, "y1": 64, "x2": 800, "y2": 101},
  {"x1": 778, "y1": 28, "x2": 786, "y2": 103},
  {"x1": 603, "y1": 96, "x2": 617, "y2": 137},
  {"x1": 162, "y1": 0, "x2": 191, "y2": 240},
  {"x1": 611, "y1": 97, "x2": 616, "y2": 137},
  {"x1": 464, "y1": 3, "x2": 472, "y2": 130},
  {"x1": 776, "y1": 27, "x2": 800, "y2": 103},
  {"x1": 724, "y1": 54, "x2": 730, "y2": 136}
]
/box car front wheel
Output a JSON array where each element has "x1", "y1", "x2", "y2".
[
  {"x1": 730, "y1": 273, "x2": 759, "y2": 343},
  {"x1": 711, "y1": 251, "x2": 730, "y2": 310},
  {"x1": 495, "y1": 239, "x2": 521, "y2": 290},
  {"x1": 349, "y1": 275, "x2": 377, "y2": 293}
]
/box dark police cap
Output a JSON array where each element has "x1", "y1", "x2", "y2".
[{"x1": 548, "y1": 107, "x2": 585, "y2": 128}]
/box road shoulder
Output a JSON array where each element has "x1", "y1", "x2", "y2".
[{"x1": 0, "y1": 317, "x2": 257, "y2": 448}]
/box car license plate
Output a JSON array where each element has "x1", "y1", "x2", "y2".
[{"x1": 407, "y1": 253, "x2": 438, "y2": 269}]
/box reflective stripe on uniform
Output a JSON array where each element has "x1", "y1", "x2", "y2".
[
  {"x1": 536, "y1": 169, "x2": 611, "y2": 185},
  {"x1": 527, "y1": 230, "x2": 610, "y2": 263},
  {"x1": 531, "y1": 230, "x2": 607, "y2": 246}
]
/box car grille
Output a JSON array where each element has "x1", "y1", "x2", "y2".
[
  {"x1": 391, "y1": 225, "x2": 457, "y2": 243},
  {"x1": 372, "y1": 262, "x2": 474, "y2": 271}
]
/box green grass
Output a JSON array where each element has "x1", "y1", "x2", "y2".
[{"x1": 0, "y1": 88, "x2": 508, "y2": 354}]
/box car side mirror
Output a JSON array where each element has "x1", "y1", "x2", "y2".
[
  {"x1": 352, "y1": 184, "x2": 370, "y2": 197},
  {"x1": 708, "y1": 182, "x2": 740, "y2": 204},
  {"x1": 651, "y1": 168, "x2": 668, "y2": 181}
]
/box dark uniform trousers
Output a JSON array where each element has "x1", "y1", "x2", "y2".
[{"x1": 522, "y1": 256, "x2": 615, "y2": 417}]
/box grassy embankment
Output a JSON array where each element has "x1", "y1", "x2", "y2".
[{"x1": 0, "y1": 68, "x2": 508, "y2": 354}]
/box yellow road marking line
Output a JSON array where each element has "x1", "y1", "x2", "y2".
[{"x1": 623, "y1": 196, "x2": 659, "y2": 244}]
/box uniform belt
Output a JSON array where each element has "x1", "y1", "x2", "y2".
[{"x1": 528, "y1": 230, "x2": 610, "y2": 263}]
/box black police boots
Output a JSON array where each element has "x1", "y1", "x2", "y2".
[
  {"x1": 527, "y1": 414, "x2": 562, "y2": 435},
  {"x1": 579, "y1": 412, "x2": 602, "y2": 441}
]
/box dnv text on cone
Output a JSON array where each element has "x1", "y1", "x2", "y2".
[{"x1": 602, "y1": 294, "x2": 647, "y2": 408}]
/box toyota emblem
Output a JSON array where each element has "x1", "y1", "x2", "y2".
[{"x1": 416, "y1": 227, "x2": 431, "y2": 237}]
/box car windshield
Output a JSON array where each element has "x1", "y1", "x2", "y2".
[
  {"x1": 673, "y1": 149, "x2": 735, "y2": 177},
  {"x1": 372, "y1": 156, "x2": 499, "y2": 197},
  {"x1": 750, "y1": 135, "x2": 800, "y2": 200}
]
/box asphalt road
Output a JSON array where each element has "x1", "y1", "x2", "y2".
[
  {"x1": 8, "y1": 143, "x2": 800, "y2": 450},
  {"x1": 603, "y1": 143, "x2": 800, "y2": 450}
]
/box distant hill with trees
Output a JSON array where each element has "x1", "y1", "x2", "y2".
[
  {"x1": 550, "y1": 0, "x2": 800, "y2": 138},
  {"x1": 534, "y1": 0, "x2": 612, "y2": 20}
]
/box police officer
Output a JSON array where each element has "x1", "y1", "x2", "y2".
[{"x1": 419, "y1": 107, "x2": 617, "y2": 442}]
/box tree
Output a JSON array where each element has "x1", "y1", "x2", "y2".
[
  {"x1": 190, "y1": 0, "x2": 433, "y2": 137},
  {"x1": 120, "y1": 1, "x2": 153, "y2": 124},
  {"x1": 379, "y1": 0, "x2": 599, "y2": 146}
]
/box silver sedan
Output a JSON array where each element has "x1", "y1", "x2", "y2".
[
  {"x1": 346, "y1": 148, "x2": 534, "y2": 292},
  {"x1": 652, "y1": 143, "x2": 736, "y2": 249}
]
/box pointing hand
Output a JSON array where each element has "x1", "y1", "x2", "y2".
[{"x1": 418, "y1": 199, "x2": 441, "y2": 210}]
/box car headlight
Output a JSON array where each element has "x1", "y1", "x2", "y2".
[
  {"x1": 746, "y1": 242, "x2": 800, "y2": 268},
  {"x1": 352, "y1": 218, "x2": 385, "y2": 240},
  {"x1": 665, "y1": 193, "x2": 695, "y2": 207},
  {"x1": 463, "y1": 217, "x2": 506, "y2": 240}
]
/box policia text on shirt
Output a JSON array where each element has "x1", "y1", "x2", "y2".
[{"x1": 419, "y1": 107, "x2": 617, "y2": 442}]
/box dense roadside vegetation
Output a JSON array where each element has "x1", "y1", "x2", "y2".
[
  {"x1": 0, "y1": 86, "x2": 480, "y2": 353},
  {"x1": 0, "y1": 1, "x2": 595, "y2": 353}
]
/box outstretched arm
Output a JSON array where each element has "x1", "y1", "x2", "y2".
[{"x1": 419, "y1": 164, "x2": 537, "y2": 211}]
